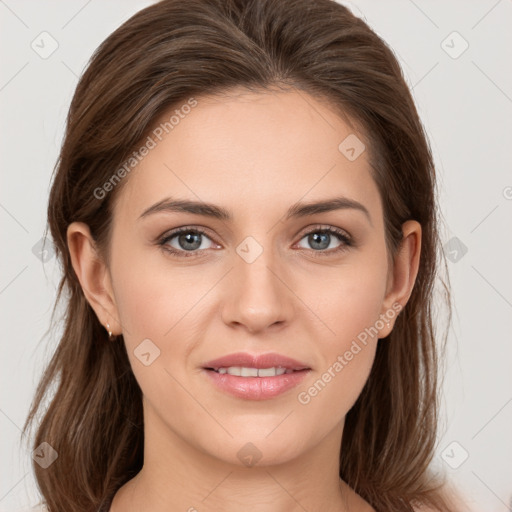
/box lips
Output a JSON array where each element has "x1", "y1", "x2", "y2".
[{"x1": 201, "y1": 352, "x2": 311, "y2": 400}]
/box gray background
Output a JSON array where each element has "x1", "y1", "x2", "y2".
[{"x1": 1, "y1": 1, "x2": 511, "y2": 510}]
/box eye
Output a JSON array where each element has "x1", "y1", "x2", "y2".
[
  {"x1": 157, "y1": 225, "x2": 353, "y2": 259},
  {"x1": 158, "y1": 227, "x2": 217, "y2": 257},
  {"x1": 296, "y1": 226, "x2": 353, "y2": 255}
]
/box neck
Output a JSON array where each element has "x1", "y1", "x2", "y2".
[{"x1": 110, "y1": 403, "x2": 361, "y2": 512}]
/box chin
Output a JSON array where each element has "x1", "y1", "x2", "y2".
[{"x1": 204, "y1": 433, "x2": 307, "y2": 468}]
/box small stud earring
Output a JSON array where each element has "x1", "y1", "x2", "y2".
[{"x1": 106, "y1": 322, "x2": 113, "y2": 339}]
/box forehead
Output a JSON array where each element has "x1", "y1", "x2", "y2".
[{"x1": 114, "y1": 88, "x2": 382, "y2": 225}]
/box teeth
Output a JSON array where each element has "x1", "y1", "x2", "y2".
[
  {"x1": 239, "y1": 367, "x2": 258, "y2": 377},
  {"x1": 217, "y1": 366, "x2": 290, "y2": 377},
  {"x1": 258, "y1": 367, "x2": 283, "y2": 377}
]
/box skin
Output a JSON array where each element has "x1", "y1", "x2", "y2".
[{"x1": 68, "y1": 88, "x2": 421, "y2": 512}]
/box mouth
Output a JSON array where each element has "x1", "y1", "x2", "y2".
[
  {"x1": 201, "y1": 352, "x2": 311, "y2": 400},
  {"x1": 204, "y1": 366, "x2": 307, "y2": 376},
  {"x1": 202, "y1": 351, "x2": 311, "y2": 373}
]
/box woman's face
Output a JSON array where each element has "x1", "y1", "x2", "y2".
[{"x1": 100, "y1": 88, "x2": 415, "y2": 466}]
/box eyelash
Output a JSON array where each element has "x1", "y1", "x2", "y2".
[{"x1": 157, "y1": 225, "x2": 353, "y2": 259}]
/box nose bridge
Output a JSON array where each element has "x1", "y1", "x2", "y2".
[{"x1": 222, "y1": 235, "x2": 291, "y2": 331}]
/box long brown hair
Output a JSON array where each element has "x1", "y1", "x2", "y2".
[{"x1": 23, "y1": 0, "x2": 458, "y2": 510}]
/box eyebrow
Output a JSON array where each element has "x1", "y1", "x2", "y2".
[{"x1": 139, "y1": 196, "x2": 372, "y2": 225}]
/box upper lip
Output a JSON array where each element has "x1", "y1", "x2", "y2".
[{"x1": 203, "y1": 352, "x2": 311, "y2": 371}]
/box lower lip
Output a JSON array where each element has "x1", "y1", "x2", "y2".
[{"x1": 203, "y1": 369, "x2": 310, "y2": 400}]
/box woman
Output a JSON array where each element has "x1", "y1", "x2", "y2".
[{"x1": 23, "y1": 0, "x2": 466, "y2": 510}]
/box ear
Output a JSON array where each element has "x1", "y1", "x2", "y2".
[
  {"x1": 377, "y1": 220, "x2": 422, "y2": 338},
  {"x1": 67, "y1": 222, "x2": 122, "y2": 336}
]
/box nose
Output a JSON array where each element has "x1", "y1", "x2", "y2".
[{"x1": 221, "y1": 246, "x2": 294, "y2": 334}]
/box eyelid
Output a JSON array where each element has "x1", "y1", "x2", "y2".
[
  {"x1": 295, "y1": 223, "x2": 352, "y2": 241},
  {"x1": 158, "y1": 225, "x2": 212, "y2": 242}
]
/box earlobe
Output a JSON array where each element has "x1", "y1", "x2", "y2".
[
  {"x1": 67, "y1": 222, "x2": 122, "y2": 336},
  {"x1": 379, "y1": 220, "x2": 422, "y2": 338}
]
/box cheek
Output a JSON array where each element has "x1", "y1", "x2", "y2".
[
  {"x1": 296, "y1": 339, "x2": 377, "y2": 432},
  {"x1": 110, "y1": 232, "x2": 208, "y2": 340},
  {"x1": 110, "y1": 250, "x2": 207, "y2": 416},
  {"x1": 303, "y1": 251, "x2": 389, "y2": 342},
  {"x1": 294, "y1": 253, "x2": 388, "y2": 414},
  {"x1": 296, "y1": 294, "x2": 382, "y2": 425}
]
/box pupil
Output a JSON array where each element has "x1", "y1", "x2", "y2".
[
  {"x1": 179, "y1": 232, "x2": 201, "y2": 250},
  {"x1": 310, "y1": 232, "x2": 329, "y2": 250}
]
